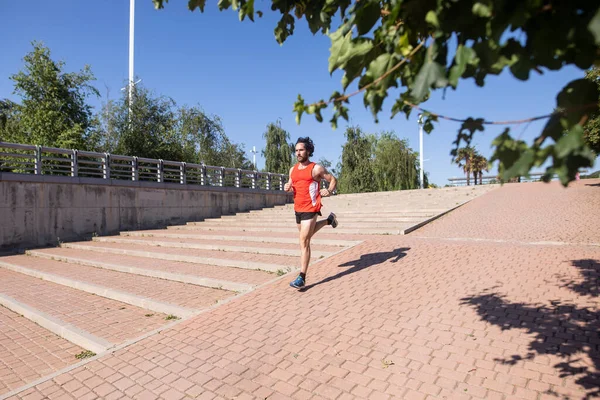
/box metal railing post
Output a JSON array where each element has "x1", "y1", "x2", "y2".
[
  {"x1": 266, "y1": 173, "x2": 271, "y2": 190},
  {"x1": 201, "y1": 164, "x2": 206, "y2": 185},
  {"x1": 252, "y1": 171, "x2": 257, "y2": 189},
  {"x1": 180, "y1": 162, "x2": 186, "y2": 185},
  {"x1": 132, "y1": 156, "x2": 138, "y2": 181},
  {"x1": 219, "y1": 167, "x2": 225, "y2": 187},
  {"x1": 35, "y1": 145, "x2": 42, "y2": 175},
  {"x1": 71, "y1": 149, "x2": 78, "y2": 177},
  {"x1": 157, "y1": 160, "x2": 164, "y2": 183},
  {"x1": 103, "y1": 153, "x2": 110, "y2": 179},
  {"x1": 236, "y1": 169, "x2": 242, "y2": 188}
]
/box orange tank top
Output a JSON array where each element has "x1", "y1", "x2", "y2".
[{"x1": 291, "y1": 162, "x2": 321, "y2": 212}]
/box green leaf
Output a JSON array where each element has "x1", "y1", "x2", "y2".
[
  {"x1": 293, "y1": 95, "x2": 306, "y2": 125},
  {"x1": 501, "y1": 148, "x2": 535, "y2": 180},
  {"x1": 239, "y1": 0, "x2": 255, "y2": 21},
  {"x1": 274, "y1": 14, "x2": 295, "y2": 44},
  {"x1": 425, "y1": 11, "x2": 439, "y2": 28},
  {"x1": 411, "y1": 61, "x2": 448, "y2": 102},
  {"x1": 509, "y1": 57, "x2": 531, "y2": 81},
  {"x1": 472, "y1": 3, "x2": 492, "y2": 18},
  {"x1": 355, "y1": 1, "x2": 381, "y2": 36},
  {"x1": 395, "y1": 32, "x2": 413, "y2": 57},
  {"x1": 218, "y1": 0, "x2": 231, "y2": 10},
  {"x1": 449, "y1": 45, "x2": 476, "y2": 87},
  {"x1": 588, "y1": 8, "x2": 600, "y2": 45},
  {"x1": 188, "y1": 0, "x2": 206, "y2": 12},
  {"x1": 555, "y1": 124, "x2": 585, "y2": 158},
  {"x1": 555, "y1": 78, "x2": 599, "y2": 125},
  {"x1": 328, "y1": 30, "x2": 373, "y2": 74}
]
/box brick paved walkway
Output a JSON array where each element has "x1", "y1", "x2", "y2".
[{"x1": 4, "y1": 180, "x2": 600, "y2": 400}]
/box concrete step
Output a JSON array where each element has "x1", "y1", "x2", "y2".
[
  {"x1": 91, "y1": 236, "x2": 334, "y2": 258},
  {"x1": 169, "y1": 225, "x2": 402, "y2": 235},
  {"x1": 0, "y1": 255, "x2": 228, "y2": 316},
  {"x1": 187, "y1": 220, "x2": 419, "y2": 229},
  {"x1": 0, "y1": 269, "x2": 171, "y2": 353},
  {"x1": 27, "y1": 248, "x2": 273, "y2": 289},
  {"x1": 216, "y1": 212, "x2": 439, "y2": 220},
  {"x1": 0, "y1": 306, "x2": 84, "y2": 396},
  {"x1": 120, "y1": 230, "x2": 361, "y2": 247},
  {"x1": 59, "y1": 242, "x2": 298, "y2": 273},
  {"x1": 203, "y1": 216, "x2": 427, "y2": 223}
]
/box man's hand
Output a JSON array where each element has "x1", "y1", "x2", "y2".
[
  {"x1": 320, "y1": 188, "x2": 331, "y2": 197},
  {"x1": 284, "y1": 180, "x2": 293, "y2": 192}
]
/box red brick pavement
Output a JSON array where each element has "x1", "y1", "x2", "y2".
[
  {"x1": 29, "y1": 249, "x2": 276, "y2": 285},
  {"x1": 0, "y1": 256, "x2": 233, "y2": 309},
  {"x1": 5, "y1": 180, "x2": 600, "y2": 400},
  {"x1": 415, "y1": 180, "x2": 600, "y2": 245},
  {"x1": 0, "y1": 270, "x2": 169, "y2": 345},
  {"x1": 0, "y1": 306, "x2": 84, "y2": 395}
]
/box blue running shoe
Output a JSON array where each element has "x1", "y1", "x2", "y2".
[{"x1": 290, "y1": 275, "x2": 305, "y2": 289}]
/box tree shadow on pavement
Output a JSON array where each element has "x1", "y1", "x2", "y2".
[
  {"x1": 461, "y1": 258, "x2": 600, "y2": 399},
  {"x1": 559, "y1": 259, "x2": 600, "y2": 298},
  {"x1": 584, "y1": 183, "x2": 600, "y2": 187},
  {"x1": 300, "y1": 247, "x2": 410, "y2": 292}
]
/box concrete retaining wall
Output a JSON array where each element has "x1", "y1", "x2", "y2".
[{"x1": 0, "y1": 173, "x2": 292, "y2": 251}]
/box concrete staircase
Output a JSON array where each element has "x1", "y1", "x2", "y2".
[{"x1": 0, "y1": 184, "x2": 495, "y2": 397}]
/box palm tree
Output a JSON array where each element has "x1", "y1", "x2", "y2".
[
  {"x1": 454, "y1": 147, "x2": 475, "y2": 185},
  {"x1": 472, "y1": 154, "x2": 489, "y2": 185}
]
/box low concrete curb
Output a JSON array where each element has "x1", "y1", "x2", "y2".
[
  {"x1": 59, "y1": 243, "x2": 287, "y2": 273},
  {"x1": 0, "y1": 293, "x2": 112, "y2": 354},
  {"x1": 25, "y1": 251, "x2": 254, "y2": 293},
  {"x1": 0, "y1": 261, "x2": 197, "y2": 318},
  {"x1": 121, "y1": 231, "x2": 360, "y2": 247},
  {"x1": 401, "y1": 199, "x2": 474, "y2": 235},
  {"x1": 92, "y1": 237, "x2": 331, "y2": 258}
]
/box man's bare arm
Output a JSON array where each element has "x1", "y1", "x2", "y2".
[
  {"x1": 313, "y1": 164, "x2": 337, "y2": 196},
  {"x1": 284, "y1": 166, "x2": 294, "y2": 192}
]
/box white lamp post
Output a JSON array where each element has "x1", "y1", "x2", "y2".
[{"x1": 418, "y1": 114, "x2": 424, "y2": 189}]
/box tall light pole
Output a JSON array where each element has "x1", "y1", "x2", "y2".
[
  {"x1": 128, "y1": 0, "x2": 135, "y2": 115},
  {"x1": 251, "y1": 146, "x2": 258, "y2": 170},
  {"x1": 418, "y1": 114, "x2": 424, "y2": 189}
]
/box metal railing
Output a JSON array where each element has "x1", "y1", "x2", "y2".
[
  {"x1": 447, "y1": 171, "x2": 589, "y2": 186},
  {"x1": 0, "y1": 142, "x2": 288, "y2": 190}
]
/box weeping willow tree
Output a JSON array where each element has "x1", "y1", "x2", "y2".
[
  {"x1": 262, "y1": 120, "x2": 292, "y2": 174},
  {"x1": 372, "y1": 131, "x2": 423, "y2": 191},
  {"x1": 338, "y1": 127, "x2": 424, "y2": 193}
]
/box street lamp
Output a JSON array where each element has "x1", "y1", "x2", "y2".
[
  {"x1": 250, "y1": 146, "x2": 258, "y2": 170},
  {"x1": 128, "y1": 0, "x2": 135, "y2": 113},
  {"x1": 418, "y1": 114, "x2": 424, "y2": 189}
]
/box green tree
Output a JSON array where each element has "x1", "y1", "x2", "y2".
[
  {"x1": 317, "y1": 157, "x2": 335, "y2": 174},
  {"x1": 110, "y1": 83, "x2": 181, "y2": 160},
  {"x1": 6, "y1": 42, "x2": 99, "y2": 149},
  {"x1": 472, "y1": 154, "x2": 489, "y2": 185},
  {"x1": 584, "y1": 67, "x2": 600, "y2": 155},
  {"x1": 174, "y1": 105, "x2": 232, "y2": 165},
  {"x1": 262, "y1": 120, "x2": 292, "y2": 174},
  {"x1": 338, "y1": 126, "x2": 376, "y2": 193},
  {"x1": 454, "y1": 146, "x2": 476, "y2": 186},
  {"x1": 154, "y1": 0, "x2": 600, "y2": 185},
  {"x1": 0, "y1": 99, "x2": 22, "y2": 142},
  {"x1": 372, "y1": 131, "x2": 421, "y2": 190}
]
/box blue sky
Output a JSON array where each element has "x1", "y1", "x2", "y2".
[{"x1": 0, "y1": 1, "x2": 595, "y2": 185}]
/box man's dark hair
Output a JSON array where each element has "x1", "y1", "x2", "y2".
[{"x1": 295, "y1": 137, "x2": 315, "y2": 157}]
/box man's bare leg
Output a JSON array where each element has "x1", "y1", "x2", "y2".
[
  {"x1": 291, "y1": 213, "x2": 337, "y2": 288},
  {"x1": 298, "y1": 216, "x2": 317, "y2": 275}
]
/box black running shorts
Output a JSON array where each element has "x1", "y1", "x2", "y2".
[{"x1": 295, "y1": 211, "x2": 322, "y2": 224}]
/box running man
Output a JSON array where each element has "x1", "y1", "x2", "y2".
[{"x1": 284, "y1": 137, "x2": 338, "y2": 289}]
